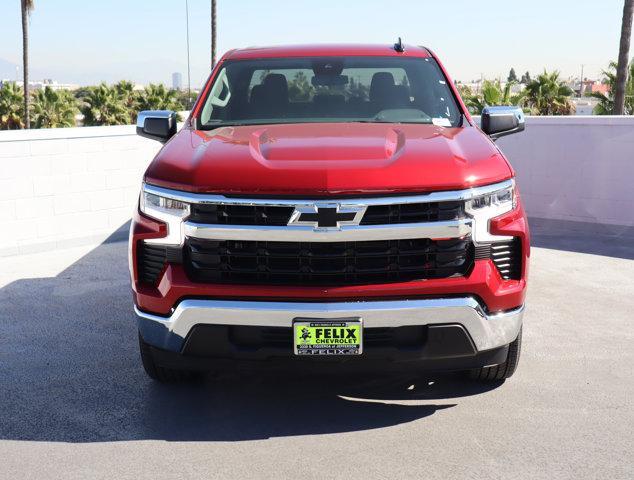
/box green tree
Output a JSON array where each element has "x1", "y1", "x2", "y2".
[
  {"x1": 31, "y1": 86, "x2": 78, "y2": 128},
  {"x1": 347, "y1": 77, "x2": 370, "y2": 101},
  {"x1": 114, "y1": 80, "x2": 140, "y2": 118},
  {"x1": 79, "y1": 83, "x2": 130, "y2": 126},
  {"x1": 288, "y1": 71, "x2": 314, "y2": 101},
  {"x1": 589, "y1": 60, "x2": 634, "y2": 114},
  {"x1": 138, "y1": 84, "x2": 184, "y2": 112},
  {"x1": 0, "y1": 82, "x2": 25, "y2": 130},
  {"x1": 508, "y1": 68, "x2": 518, "y2": 83},
  {"x1": 456, "y1": 83, "x2": 474, "y2": 105},
  {"x1": 465, "y1": 80, "x2": 525, "y2": 114},
  {"x1": 20, "y1": 0, "x2": 35, "y2": 128},
  {"x1": 520, "y1": 71, "x2": 531, "y2": 84},
  {"x1": 523, "y1": 70, "x2": 574, "y2": 115},
  {"x1": 176, "y1": 88, "x2": 195, "y2": 110}
]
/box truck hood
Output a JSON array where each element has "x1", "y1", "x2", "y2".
[{"x1": 144, "y1": 123, "x2": 512, "y2": 195}]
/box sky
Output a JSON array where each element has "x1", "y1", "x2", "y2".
[{"x1": 0, "y1": 0, "x2": 627, "y2": 87}]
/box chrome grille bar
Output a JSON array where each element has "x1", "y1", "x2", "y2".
[{"x1": 183, "y1": 219, "x2": 472, "y2": 242}]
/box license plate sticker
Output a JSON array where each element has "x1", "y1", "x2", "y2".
[{"x1": 293, "y1": 318, "x2": 363, "y2": 355}]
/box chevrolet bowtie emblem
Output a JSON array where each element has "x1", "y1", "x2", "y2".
[{"x1": 288, "y1": 204, "x2": 366, "y2": 229}]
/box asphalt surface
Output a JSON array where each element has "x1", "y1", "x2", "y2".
[{"x1": 0, "y1": 230, "x2": 632, "y2": 479}]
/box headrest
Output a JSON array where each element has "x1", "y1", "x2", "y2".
[
  {"x1": 263, "y1": 73, "x2": 288, "y2": 100},
  {"x1": 370, "y1": 72, "x2": 396, "y2": 102}
]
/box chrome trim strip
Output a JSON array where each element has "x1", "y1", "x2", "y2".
[
  {"x1": 143, "y1": 179, "x2": 514, "y2": 207},
  {"x1": 183, "y1": 219, "x2": 472, "y2": 242},
  {"x1": 135, "y1": 297, "x2": 524, "y2": 352}
]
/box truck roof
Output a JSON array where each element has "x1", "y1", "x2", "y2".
[{"x1": 224, "y1": 43, "x2": 431, "y2": 60}]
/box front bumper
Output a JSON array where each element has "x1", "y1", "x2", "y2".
[{"x1": 136, "y1": 296, "x2": 524, "y2": 358}]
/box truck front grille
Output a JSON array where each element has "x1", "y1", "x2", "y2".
[
  {"x1": 360, "y1": 201, "x2": 464, "y2": 225},
  {"x1": 474, "y1": 238, "x2": 522, "y2": 280},
  {"x1": 184, "y1": 237, "x2": 473, "y2": 286},
  {"x1": 137, "y1": 243, "x2": 167, "y2": 285},
  {"x1": 188, "y1": 200, "x2": 465, "y2": 226},
  {"x1": 189, "y1": 204, "x2": 294, "y2": 226}
]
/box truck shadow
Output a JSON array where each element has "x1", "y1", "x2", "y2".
[
  {"x1": 529, "y1": 217, "x2": 634, "y2": 260},
  {"x1": 0, "y1": 231, "x2": 506, "y2": 443}
]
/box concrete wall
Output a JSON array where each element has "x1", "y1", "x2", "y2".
[
  {"x1": 0, "y1": 126, "x2": 159, "y2": 256},
  {"x1": 496, "y1": 116, "x2": 634, "y2": 229},
  {"x1": 0, "y1": 116, "x2": 632, "y2": 256}
]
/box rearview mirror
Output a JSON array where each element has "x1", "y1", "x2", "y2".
[
  {"x1": 136, "y1": 110, "x2": 177, "y2": 143},
  {"x1": 311, "y1": 74, "x2": 349, "y2": 87},
  {"x1": 481, "y1": 106, "x2": 525, "y2": 140}
]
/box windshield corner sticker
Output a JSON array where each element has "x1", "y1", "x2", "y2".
[{"x1": 432, "y1": 117, "x2": 452, "y2": 127}]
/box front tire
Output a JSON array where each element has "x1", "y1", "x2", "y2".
[
  {"x1": 469, "y1": 327, "x2": 522, "y2": 381},
  {"x1": 138, "y1": 332, "x2": 202, "y2": 383}
]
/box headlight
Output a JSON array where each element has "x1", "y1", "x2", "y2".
[
  {"x1": 139, "y1": 186, "x2": 190, "y2": 245},
  {"x1": 467, "y1": 183, "x2": 516, "y2": 213},
  {"x1": 465, "y1": 180, "x2": 516, "y2": 243},
  {"x1": 141, "y1": 191, "x2": 190, "y2": 218}
]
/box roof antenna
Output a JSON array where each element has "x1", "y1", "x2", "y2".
[{"x1": 394, "y1": 37, "x2": 405, "y2": 53}]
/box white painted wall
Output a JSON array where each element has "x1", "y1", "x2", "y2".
[
  {"x1": 0, "y1": 116, "x2": 632, "y2": 256},
  {"x1": 496, "y1": 116, "x2": 634, "y2": 228},
  {"x1": 0, "y1": 126, "x2": 159, "y2": 256}
]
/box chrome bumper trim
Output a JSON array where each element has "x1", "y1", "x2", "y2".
[
  {"x1": 144, "y1": 180, "x2": 514, "y2": 206},
  {"x1": 183, "y1": 219, "x2": 472, "y2": 242},
  {"x1": 135, "y1": 297, "x2": 524, "y2": 352}
]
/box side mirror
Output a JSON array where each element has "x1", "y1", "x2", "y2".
[
  {"x1": 481, "y1": 106, "x2": 525, "y2": 140},
  {"x1": 136, "y1": 110, "x2": 177, "y2": 143}
]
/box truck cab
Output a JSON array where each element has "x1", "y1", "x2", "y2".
[{"x1": 131, "y1": 43, "x2": 528, "y2": 382}]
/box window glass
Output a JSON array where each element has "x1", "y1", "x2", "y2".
[{"x1": 198, "y1": 56, "x2": 461, "y2": 127}]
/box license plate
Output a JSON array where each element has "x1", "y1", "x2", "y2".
[{"x1": 293, "y1": 318, "x2": 363, "y2": 355}]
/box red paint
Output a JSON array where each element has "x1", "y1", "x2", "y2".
[
  {"x1": 132, "y1": 258, "x2": 525, "y2": 316},
  {"x1": 128, "y1": 208, "x2": 166, "y2": 286},
  {"x1": 131, "y1": 201, "x2": 530, "y2": 315},
  {"x1": 145, "y1": 123, "x2": 512, "y2": 195},
  {"x1": 224, "y1": 44, "x2": 431, "y2": 60},
  {"x1": 133, "y1": 44, "x2": 529, "y2": 316}
]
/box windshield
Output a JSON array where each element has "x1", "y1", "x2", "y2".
[{"x1": 198, "y1": 56, "x2": 462, "y2": 129}]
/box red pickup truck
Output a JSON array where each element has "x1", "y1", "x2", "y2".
[{"x1": 130, "y1": 43, "x2": 528, "y2": 383}]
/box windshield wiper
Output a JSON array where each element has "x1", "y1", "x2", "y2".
[
  {"x1": 349, "y1": 119, "x2": 433, "y2": 124},
  {"x1": 200, "y1": 120, "x2": 299, "y2": 130},
  {"x1": 200, "y1": 122, "x2": 251, "y2": 130}
]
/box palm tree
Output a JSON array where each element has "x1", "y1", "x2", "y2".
[
  {"x1": 464, "y1": 80, "x2": 525, "y2": 115},
  {"x1": 614, "y1": 0, "x2": 633, "y2": 114},
  {"x1": 138, "y1": 84, "x2": 184, "y2": 113},
  {"x1": 31, "y1": 86, "x2": 78, "y2": 128},
  {"x1": 21, "y1": 0, "x2": 34, "y2": 128},
  {"x1": 79, "y1": 83, "x2": 130, "y2": 126},
  {"x1": 0, "y1": 82, "x2": 25, "y2": 129},
  {"x1": 114, "y1": 80, "x2": 140, "y2": 121},
  {"x1": 211, "y1": 0, "x2": 217, "y2": 68},
  {"x1": 589, "y1": 60, "x2": 634, "y2": 114},
  {"x1": 523, "y1": 71, "x2": 575, "y2": 115}
]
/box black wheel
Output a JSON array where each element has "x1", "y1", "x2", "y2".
[
  {"x1": 469, "y1": 327, "x2": 522, "y2": 381},
  {"x1": 138, "y1": 332, "x2": 202, "y2": 383}
]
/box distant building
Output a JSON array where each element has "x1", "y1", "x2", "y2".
[
  {"x1": 575, "y1": 80, "x2": 610, "y2": 97},
  {"x1": 1, "y1": 78, "x2": 79, "y2": 91},
  {"x1": 572, "y1": 97, "x2": 600, "y2": 115},
  {"x1": 172, "y1": 72, "x2": 183, "y2": 90},
  {"x1": 589, "y1": 82, "x2": 609, "y2": 95}
]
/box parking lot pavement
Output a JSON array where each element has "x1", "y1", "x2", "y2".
[{"x1": 0, "y1": 235, "x2": 632, "y2": 480}]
